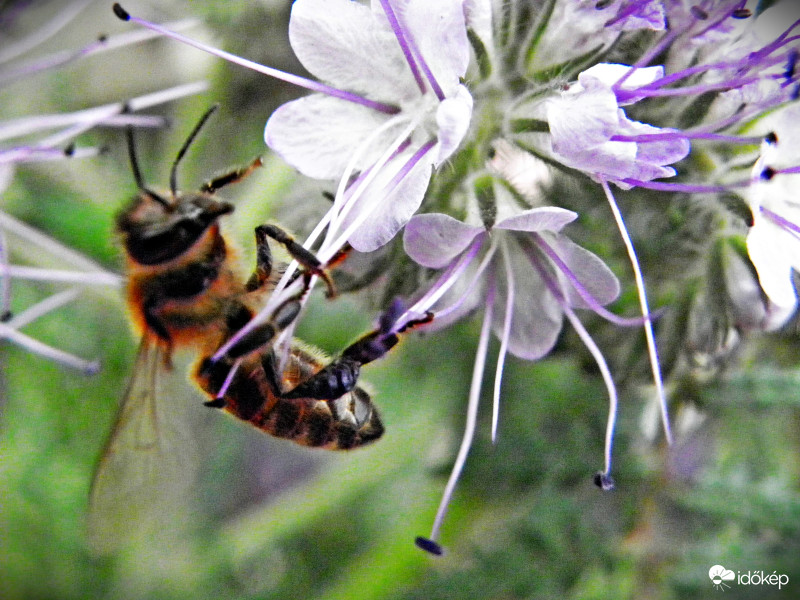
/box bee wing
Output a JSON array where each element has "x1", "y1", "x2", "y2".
[{"x1": 87, "y1": 339, "x2": 200, "y2": 554}]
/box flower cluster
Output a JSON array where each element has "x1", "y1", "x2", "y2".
[{"x1": 114, "y1": 0, "x2": 800, "y2": 554}]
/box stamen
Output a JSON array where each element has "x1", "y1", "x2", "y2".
[
  {"x1": 377, "y1": 0, "x2": 426, "y2": 94},
  {"x1": 760, "y1": 206, "x2": 800, "y2": 239},
  {"x1": 492, "y1": 241, "x2": 514, "y2": 443},
  {"x1": 529, "y1": 234, "x2": 652, "y2": 327},
  {"x1": 213, "y1": 118, "x2": 423, "y2": 362},
  {"x1": 0, "y1": 0, "x2": 93, "y2": 64},
  {"x1": 0, "y1": 18, "x2": 199, "y2": 86},
  {"x1": 600, "y1": 180, "x2": 672, "y2": 445},
  {"x1": 0, "y1": 322, "x2": 100, "y2": 375},
  {"x1": 0, "y1": 265, "x2": 122, "y2": 287},
  {"x1": 563, "y1": 306, "x2": 618, "y2": 490},
  {"x1": 524, "y1": 241, "x2": 619, "y2": 489},
  {"x1": 0, "y1": 211, "x2": 116, "y2": 273},
  {"x1": 4, "y1": 289, "x2": 80, "y2": 330},
  {"x1": 419, "y1": 278, "x2": 495, "y2": 554},
  {"x1": 399, "y1": 235, "x2": 485, "y2": 328},
  {"x1": 427, "y1": 241, "x2": 497, "y2": 323},
  {"x1": 618, "y1": 179, "x2": 752, "y2": 194},
  {"x1": 321, "y1": 138, "x2": 436, "y2": 260},
  {"x1": 0, "y1": 81, "x2": 207, "y2": 148},
  {"x1": 112, "y1": 4, "x2": 400, "y2": 115},
  {"x1": 0, "y1": 228, "x2": 10, "y2": 318},
  {"x1": 377, "y1": 0, "x2": 445, "y2": 100},
  {"x1": 610, "y1": 132, "x2": 761, "y2": 145},
  {"x1": 215, "y1": 359, "x2": 241, "y2": 402}
]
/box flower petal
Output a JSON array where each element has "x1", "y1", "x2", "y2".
[
  {"x1": 393, "y1": 0, "x2": 470, "y2": 95},
  {"x1": 548, "y1": 235, "x2": 620, "y2": 308},
  {"x1": 289, "y1": 0, "x2": 415, "y2": 101},
  {"x1": 494, "y1": 247, "x2": 563, "y2": 360},
  {"x1": 434, "y1": 84, "x2": 473, "y2": 165},
  {"x1": 547, "y1": 78, "x2": 619, "y2": 152},
  {"x1": 494, "y1": 206, "x2": 578, "y2": 233},
  {"x1": 747, "y1": 218, "x2": 800, "y2": 310},
  {"x1": 404, "y1": 212, "x2": 483, "y2": 268},
  {"x1": 345, "y1": 150, "x2": 433, "y2": 252},
  {"x1": 264, "y1": 94, "x2": 395, "y2": 179}
]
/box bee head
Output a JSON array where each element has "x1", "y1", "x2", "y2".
[
  {"x1": 117, "y1": 105, "x2": 233, "y2": 265},
  {"x1": 117, "y1": 191, "x2": 233, "y2": 265}
]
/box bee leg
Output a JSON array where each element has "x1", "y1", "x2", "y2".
[
  {"x1": 255, "y1": 224, "x2": 337, "y2": 298},
  {"x1": 200, "y1": 156, "x2": 263, "y2": 194},
  {"x1": 246, "y1": 225, "x2": 274, "y2": 292},
  {"x1": 221, "y1": 298, "x2": 302, "y2": 360},
  {"x1": 264, "y1": 350, "x2": 363, "y2": 401}
]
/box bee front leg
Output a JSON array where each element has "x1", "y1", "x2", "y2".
[{"x1": 255, "y1": 224, "x2": 337, "y2": 298}]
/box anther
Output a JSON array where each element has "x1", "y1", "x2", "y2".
[
  {"x1": 764, "y1": 132, "x2": 778, "y2": 145},
  {"x1": 112, "y1": 3, "x2": 131, "y2": 21},
  {"x1": 204, "y1": 397, "x2": 227, "y2": 409},
  {"x1": 731, "y1": 8, "x2": 751, "y2": 19},
  {"x1": 690, "y1": 6, "x2": 709, "y2": 20},
  {"x1": 785, "y1": 49, "x2": 798, "y2": 81},
  {"x1": 760, "y1": 166, "x2": 777, "y2": 181},
  {"x1": 594, "y1": 471, "x2": 616, "y2": 491},
  {"x1": 415, "y1": 536, "x2": 444, "y2": 556}
]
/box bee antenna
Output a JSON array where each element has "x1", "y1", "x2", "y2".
[
  {"x1": 170, "y1": 104, "x2": 220, "y2": 197},
  {"x1": 125, "y1": 121, "x2": 170, "y2": 208},
  {"x1": 125, "y1": 123, "x2": 146, "y2": 190}
]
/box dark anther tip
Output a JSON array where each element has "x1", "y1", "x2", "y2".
[
  {"x1": 1, "y1": 310, "x2": 13, "y2": 322},
  {"x1": 760, "y1": 166, "x2": 777, "y2": 181},
  {"x1": 63, "y1": 142, "x2": 76, "y2": 156},
  {"x1": 203, "y1": 397, "x2": 227, "y2": 409},
  {"x1": 415, "y1": 536, "x2": 444, "y2": 556},
  {"x1": 690, "y1": 6, "x2": 708, "y2": 20},
  {"x1": 97, "y1": 34, "x2": 108, "y2": 43},
  {"x1": 594, "y1": 472, "x2": 616, "y2": 491},
  {"x1": 112, "y1": 3, "x2": 131, "y2": 21},
  {"x1": 764, "y1": 131, "x2": 778, "y2": 145},
  {"x1": 731, "y1": 9, "x2": 751, "y2": 19}
]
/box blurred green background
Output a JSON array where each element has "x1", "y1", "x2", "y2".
[{"x1": 1, "y1": 2, "x2": 799, "y2": 599}]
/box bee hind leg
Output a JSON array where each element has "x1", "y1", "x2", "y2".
[{"x1": 259, "y1": 310, "x2": 405, "y2": 402}]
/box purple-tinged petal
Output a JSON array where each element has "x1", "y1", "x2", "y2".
[
  {"x1": 345, "y1": 150, "x2": 433, "y2": 252},
  {"x1": 581, "y1": 63, "x2": 664, "y2": 103},
  {"x1": 494, "y1": 206, "x2": 578, "y2": 233},
  {"x1": 265, "y1": 95, "x2": 397, "y2": 179},
  {"x1": 434, "y1": 84, "x2": 473, "y2": 165},
  {"x1": 463, "y1": 0, "x2": 493, "y2": 47},
  {"x1": 547, "y1": 78, "x2": 619, "y2": 152},
  {"x1": 404, "y1": 212, "x2": 484, "y2": 268},
  {"x1": 392, "y1": 0, "x2": 471, "y2": 95},
  {"x1": 289, "y1": 0, "x2": 416, "y2": 101},
  {"x1": 746, "y1": 220, "x2": 798, "y2": 310},
  {"x1": 493, "y1": 247, "x2": 563, "y2": 360},
  {"x1": 617, "y1": 113, "x2": 691, "y2": 167},
  {"x1": 548, "y1": 235, "x2": 620, "y2": 309}
]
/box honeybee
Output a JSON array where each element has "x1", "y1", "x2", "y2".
[{"x1": 88, "y1": 106, "x2": 399, "y2": 552}]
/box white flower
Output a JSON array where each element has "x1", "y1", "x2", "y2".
[
  {"x1": 515, "y1": 63, "x2": 691, "y2": 188},
  {"x1": 264, "y1": 0, "x2": 474, "y2": 251},
  {"x1": 745, "y1": 104, "x2": 800, "y2": 318}
]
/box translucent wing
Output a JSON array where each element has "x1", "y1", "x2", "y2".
[{"x1": 87, "y1": 339, "x2": 199, "y2": 554}]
